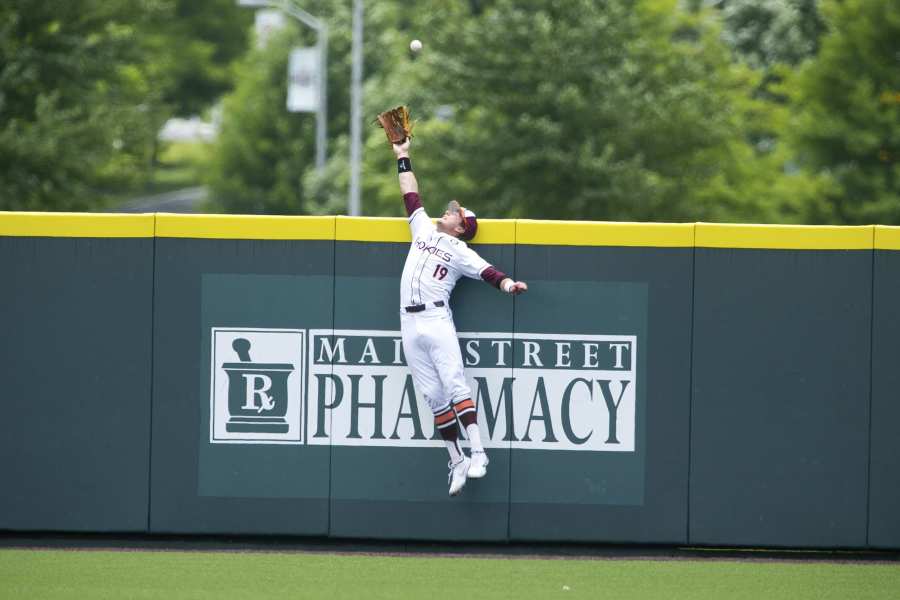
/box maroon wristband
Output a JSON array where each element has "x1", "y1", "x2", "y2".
[{"x1": 481, "y1": 266, "x2": 507, "y2": 288}]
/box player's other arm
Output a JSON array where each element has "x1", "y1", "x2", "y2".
[
  {"x1": 481, "y1": 266, "x2": 528, "y2": 295},
  {"x1": 467, "y1": 250, "x2": 528, "y2": 296},
  {"x1": 392, "y1": 138, "x2": 422, "y2": 217}
]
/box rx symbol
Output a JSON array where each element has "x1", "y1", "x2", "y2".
[{"x1": 242, "y1": 373, "x2": 276, "y2": 413}]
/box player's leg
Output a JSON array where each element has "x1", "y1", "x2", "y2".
[
  {"x1": 434, "y1": 402, "x2": 470, "y2": 497},
  {"x1": 426, "y1": 312, "x2": 489, "y2": 478},
  {"x1": 402, "y1": 316, "x2": 469, "y2": 494},
  {"x1": 432, "y1": 403, "x2": 463, "y2": 463},
  {"x1": 452, "y1": 398, "x2": 483, "y2": 452},
  {"x1": 453, "y1": 397, "x2": 488, "y2": 478}
]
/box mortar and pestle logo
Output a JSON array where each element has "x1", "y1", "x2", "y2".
[{"x1": 223, "y1": 338, "x2": 294, "y2": 433}]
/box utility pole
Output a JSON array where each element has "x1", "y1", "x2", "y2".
[
  {"x1": 237, "y1": 0, "x2": 328, "y2": 171},
  {"x1": 348, "y1": 0, "x2": 364, "y2": 216}
]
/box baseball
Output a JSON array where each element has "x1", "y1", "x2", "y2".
[{"x1": 409, "y1": 39, "x2": 423, "y2": 52}]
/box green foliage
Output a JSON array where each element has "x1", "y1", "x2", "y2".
[
  {"x1": 5, "y1": 0, "x2": 893, "y2": 222},
  {"x1": 0, "y1": 0, "x2": 168, "y2": 210},
  {"x1": 0, "y1": 0, "x2": 253, "y2": 211},
  {"x1": 714, "y1": 0, "x2": 825, "y2": 69},
  {"x1": 152, "y1": 141, "x2": 212, "y2": 191},
  {"x1": 788, "y1": 0, "x2": 900, "y2": 224},
  {"x1": 355, "y1": 0, "x2": 814, "y2": 222},
  {"x1": 206, "y1": 24, "x2": 337, "y2": 215},
  {"x1": 207, "y1": 0, "x2": 400, "y2": 215},
  {"x1": 213, "y1": 0, "x2": 830, "y2": 223},
  {"x1": 143, "y1": 0, "x2": 254, "y2": 117}
]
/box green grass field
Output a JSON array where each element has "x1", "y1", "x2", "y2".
[{"x1": 1, "y1": 549, "x2": 899, "y2": 600}]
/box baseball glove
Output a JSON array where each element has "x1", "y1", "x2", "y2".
[{"x1": 376, "y1": 105, "x2": 412, "y2": 145}]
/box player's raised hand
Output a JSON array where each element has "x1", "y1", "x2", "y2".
[{"x1": 392, "y1": 137, "x2": 411, "y2": 158}]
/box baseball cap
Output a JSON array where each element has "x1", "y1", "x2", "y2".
[
  {"x1": 460, "y1": 209, "x2": 478, "y2": 241},
  {"x1": 448, "y1": 200, "x2": 478, "y2": 241}
]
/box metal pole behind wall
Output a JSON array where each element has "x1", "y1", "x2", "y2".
[
  {"x1": 278, "y1": 1, "x2": 327, "y2": 172},
  {"x1": 316, "y1": 25, "x2": 328, "y2": 171},
  {"x1": 348, "y1": 0, "x2": 363, "y2": 216}
]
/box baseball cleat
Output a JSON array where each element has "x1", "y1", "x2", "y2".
[
  {"x1": 448, "y1": 457, "x2": 470, "y2": 496},
  {"x1": 467, "y1": 450, "x2": 489, "y2": 479}
]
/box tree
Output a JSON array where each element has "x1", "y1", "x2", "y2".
[
  {"x1": 207, "y1": 0, "x2": 402, "y2": 215},
  {"x1": 788, "y1": 0, "x2": 900, "y2": 224},
  {"x1": 143, "y1": 0, "x2": 253, "y2": 117},
  {"x1": 206, "y1": 28, "x2": 316, "y2": 214},
  {"x1": 356, "y1": 0, "x2": 811, "y2": 222},
  {"x1": 0, "y1": 0, "x2": 170, "y2": 210},
  {"x1": 207, "y1": 0, "x2": 839, "y2": 223},
  {"x1": 714, "y1": 0, "x2": 825, "y2": 69}
]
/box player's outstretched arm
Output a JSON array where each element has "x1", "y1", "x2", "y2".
[
  {"x1": 478, "y1": 264, "x2": 528, "y2": 295},
  {"x1": 392, "y1": 138, "x2": 417, "y2": 196}
]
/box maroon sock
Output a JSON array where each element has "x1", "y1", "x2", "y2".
[
  {"x1": 435, "y1": 406, "x2": 463, "y2": 462},
  {"x1": 453, "y1": 398, "x2": 477, "y2": 428}
]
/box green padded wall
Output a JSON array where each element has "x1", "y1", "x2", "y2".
[
  {"x1": 149, "y1": 238, "x2": 334, "y2": 535},
  {"x1": 869, "y1": 249, "x2": 900, "y2": 548},
  {"x1": 0, "y1": 236, "x2": 153, "y2": 532},
  {"x1": 690, "y1": 248, "x2": 871, "y2": 548},
  {"x1": 508, "y1": 245, "x2": 692, "y2": 544}
]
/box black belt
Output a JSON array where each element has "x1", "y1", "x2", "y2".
[{"x1": 404, "y1": 300, "x2": 445, "y2": 313}]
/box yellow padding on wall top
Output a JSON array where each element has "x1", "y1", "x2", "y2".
[
  {"x1": 696, "y1": 223, "x2": 873, "y2": 250},
  {"x1": 0, "y1": 211, "x2": 155, "y2": 238},
  {"x1": 469, "y1": 219, "x2": 516, "y2": 245},
  {"x1": 336, "y1": 216, "x2": 410, "y2": 242},
  {"x1": 1, "y1": 211, "x2": 894, "y2": 249},
  {"x1": 875, "y1": 226, "x2": 900, "y2": 250},
  {"x1": 516, "y1": 219, "x2": 695, "y2": 247},
  {"x1": 336, "y1": 216, "x2": 516, "y2": 244},
  {"x1": 155, "y1": 213, "x2": 335, "y2": 240}
]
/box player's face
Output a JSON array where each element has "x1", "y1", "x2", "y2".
[{"x1": 438, "y1": 200, "x2": 466, "y2": 235}]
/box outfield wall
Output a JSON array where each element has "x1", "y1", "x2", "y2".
[{"x1": 0, "y1": 212, "x2": 898, "y2": 549}]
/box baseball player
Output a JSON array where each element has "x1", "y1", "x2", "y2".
[{"x1": 391, "y1": 137, "x2": 528, "y2": 496}]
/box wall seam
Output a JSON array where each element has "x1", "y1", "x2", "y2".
[
  {"x1": 686, "y1": 224, "x2": 697, "y2": 545},
  {"x1": 865, "y1": 229, "x2": 876, "y2": 548},
  {"x1": 327, "y1": 230, "x2": 337, "y2": 537},
  {"x1": 145, "y1": 213, "x2": 158, "y2": 533},
  {"x1": 506, "y1": 220, "x2": 518, "y2": 543}
]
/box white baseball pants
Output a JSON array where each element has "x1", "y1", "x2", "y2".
[{"x1": 400, "y1": 306, "x2": 472, "y2": 415}]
